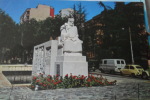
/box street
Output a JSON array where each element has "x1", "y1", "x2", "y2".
[{"x1": 90, "y1": 70, "x2": 150, "y2": 84}]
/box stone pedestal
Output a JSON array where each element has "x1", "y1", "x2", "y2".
[{"x1": 55, "y1": 56, "x2": 88, "y2": 77}]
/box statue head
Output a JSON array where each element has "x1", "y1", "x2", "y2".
[{"x1": 68, "y1": 18, "x2": 74, "y2": 27}]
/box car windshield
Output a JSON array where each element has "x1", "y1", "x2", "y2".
[{"x1": 136, "y1": 66, "x2": 142, "y2": 69}]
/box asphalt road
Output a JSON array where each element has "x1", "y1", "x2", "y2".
[{"x1": 90, "y1": 70, "x2": 150, "y2": 84}]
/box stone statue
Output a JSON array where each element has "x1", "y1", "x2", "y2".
[{"x1": 60, "y1": 18, "x2": 83, "y2": 56}]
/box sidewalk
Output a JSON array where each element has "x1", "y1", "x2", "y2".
[
  {"x1": 0, "y1": 82, "x2": 150, "y2": 100},
  {"x1": 0, "y1": 70, "x2": 150, "y2": 100}
]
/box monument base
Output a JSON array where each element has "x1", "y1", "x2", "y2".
[{"x1": 55, "y1": 56, "x2": 88, "y2": 77}]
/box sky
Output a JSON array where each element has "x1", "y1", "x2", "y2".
[{"x1": 0, "y1": 0, "x2": 142, "y2": 24}]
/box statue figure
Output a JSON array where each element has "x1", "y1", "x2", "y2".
[{"x1": 60, "y1": 18, "x2": 83, "y2": 56}]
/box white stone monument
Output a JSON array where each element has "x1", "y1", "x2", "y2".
[
  {"x1": 55, "y1": 18, "x2": 88, "y2": 77},
  {"x1": 32, "y1": 18, "x2": 88, "y2": 77},
  {"x1": 32, "y1": 40, "x2": 58, "y2": 76}
]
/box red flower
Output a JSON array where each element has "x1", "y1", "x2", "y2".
[
  {"x1": 108, "y1": 82, "x2": 112, "y2": 84},
  {"x1": 33, "y1": 76, "x2": 36, "y2": 80},
  {"x1": 91, "y1": 75, "x2": 95, "y2": 79},
  {"x1": 52, "y1": 80, "x2": 54, "y2": 83},
  {"x1": 40, "y1": 83, "x2": 43, "y2": 85},
  {"x1": 72, "y1": 75, "x2": 77, "y2": 79},
  {"x1": 48, "y1": 75, "x2": 52, "y2": 77},
  {"x1": 58, "y1": 80, "x2": 62, "y2": 83},
  {"x1": 87, "y1": 78, "x2": 91, "y2": 82},
  {"x1": 54, "y1": 82, "x2": 57, "y2": 85},
  {"x1": 31, "y1": 85, "x2": 34, "y2": 88},
  {"x1": 75, "y1": 77, "x2": 79, "y2": 80},
  {"x1": 47, "y1": 78, "x2": 51, "y2": 82},
  {"x1": 56, "y1": 74, "x2": 59, "y2": 77},
  {"x1": 56, "y1": 77, "x2": 59, "y2": 80},
  {"x1": 36, "y1": 79, "x2": 40, "y2": 83},
  {"x1": 99, "y1": 81, "x2": 103, "y2": 84},
  {"x1": 48, "y1": 83, "x2": 51, "y2": 86},
  {"x1": 65, "y1": 74, "x2": 68, "y2": 77},
  {"x1": 65, "y1": 74, "x2": 68, "y2": 78},
  {"x1": 43, "y1": 84, "x2": 47, "y2": 87}
]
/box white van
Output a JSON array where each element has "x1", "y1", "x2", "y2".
[{"x1": 99, "y1": 59, "x2": 126, "y2": 73}]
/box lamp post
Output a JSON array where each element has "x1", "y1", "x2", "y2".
[
  {"x1": 129, "y1": 27, "x2": 134, "y2": 64},
  {"x1": 122, "y1": 27, "x2": 134, "y2": 64}
]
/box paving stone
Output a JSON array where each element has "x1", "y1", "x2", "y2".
[{"x1": 0, "y1": 82, "x2": 150, "y2": 100}]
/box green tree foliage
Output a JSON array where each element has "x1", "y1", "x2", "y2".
[
  {"x1": 100, "y1": 2, "x2": 147, "y2": 64},
  {"x1": 124, "y1": 3, "x2": 148, "y2": 66},
  {"x1": 84, "y1": 2, "x2": 147, "y2": 66},
  {"x1": 0, "y1": 8, "x2": 67, "y2": 64},
  {"x1": 0, "y1": 9, "x2": 18, "y2": 48},
  {"x1": 100, "y1": 2, "x2": 130, "y2": 60},
  {"x1": 72, "y1": 3, "x2": 87, "y2": 40},
  {"x1": 0, "y1": 8, "x2": 19, "y2": 63},
  {"x1": 19, "y1": 16, "x2": 67, "y2": 63}
]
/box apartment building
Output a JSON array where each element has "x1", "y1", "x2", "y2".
[{"x1": 20, "y1": 4, "x2": 54, "y2": 23}]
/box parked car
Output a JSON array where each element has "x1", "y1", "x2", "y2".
[
  {"x1": 120, "y1": 64, "x2": 144, "y2": 77},
  {"x1": 99, "y1": 59, "x2": 126, "y2": 73},
  {"x1": 141, "y1": 68, "x2": 150, "y2": 79}
]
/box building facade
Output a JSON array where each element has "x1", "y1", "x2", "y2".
[
  {"x1": 59, "y1": 8, "x2": 74, "y2": 18},
  {"x1": 20, "y1": 4, "x2": 54, "y2": 23}
]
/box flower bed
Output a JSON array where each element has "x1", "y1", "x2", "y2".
[{"x1": 31, "y1": 74, "x2": 117, "y2": 90}]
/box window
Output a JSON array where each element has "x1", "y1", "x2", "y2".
[
  {"x1": 121, "y1": 61, "x2": 124, "y2": 64},
  {"x1": 130, "y1": 66, "x2": 134, "y2": 69},
  {"x1": 26, "y1": 16, "x2": 29, "y2": 20},
  {"x1": 125, "y1": 66, "x2": 129, "y2": 69},
  {"x1": 104, "y1": 60, "x2": 107, "y2": 64},
  {"x1": 136, "y1": 66, "x2": 142, "y2": 69},
  {"x1": 27, "y1": 11, "x2": 30, "y2": 14},
  {"x1": 117, "y1": 60, "x2": 120, "y2": 64},
  {"x1": 107, "y1": 60, "x2": 114, "y2": 64}
]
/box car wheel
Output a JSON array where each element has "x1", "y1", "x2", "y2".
[
  {"x1": 131, "y1": 73, "x2": 135, "y2": 77},
  {"x1": 142, "y1": 73, "x2": 148, "y2": 80}
]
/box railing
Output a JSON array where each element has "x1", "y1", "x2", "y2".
[{"x1": 0, "y1": 64, "x2": 32, "y2": 72}]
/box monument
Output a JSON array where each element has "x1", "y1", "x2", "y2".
[
  {"x1": 60, "y1": 18, "x2": 82, "y2": 56},
  {"x1": 32, "y1": 41, "x2": 58, "y2": 76},
  {"x1": 32, "y1": 18, "x2": 88, "y2": 77}
]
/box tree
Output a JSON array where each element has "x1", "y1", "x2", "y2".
[
  {"x1": 0, "y1": 8, "x2": 19, "y2": 63},
  {"x1": 98, "y1": 1, "x2": 113, "y2": 11},
  {"x1": 99, "y1": 2, "x2": 147, "y2": 65},
  {"x1": 85, "y1": 2, "x2": 147, "y2": 66},
  {"x1": 72, "y1": 3, "x2": 87, "y2": 40},
  {"x1": 124, "y1": 2, "x2": 148, "y2": 67},
  {"x1": 18, "y1": 16, "x2": 67, "y2": 63}
]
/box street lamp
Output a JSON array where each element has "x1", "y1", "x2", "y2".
[
  {"x1": 122, "y1": 27, "x2": 134, "y2": 64},
  {"x1": 129, "y1": 27, "x2": 134, "y2": 64}
]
